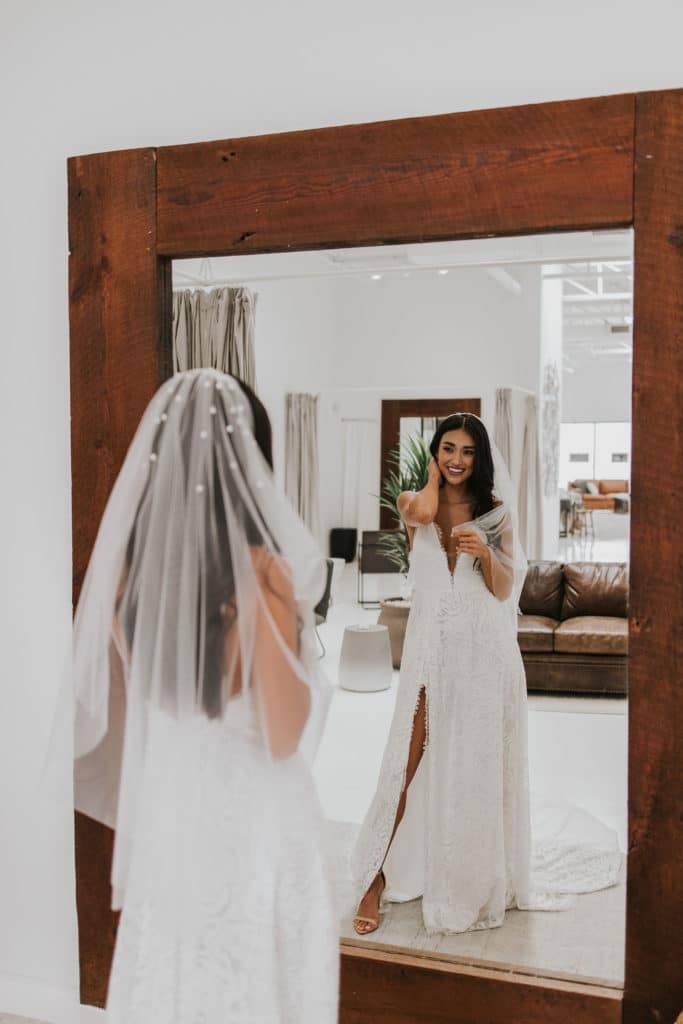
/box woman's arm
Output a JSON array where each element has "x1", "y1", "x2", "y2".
[
  {"x1": 252, "y1": 552, "x2": 311, "y2": 759},
  {"x1": 478, "y1": 544, "x2": 514, "y2": 601},
  {"x1": 452, "y1": 505, "x2": 515, "y2": 601},
  {"x1": 397, "y1": 458, "x2": 442, "y2": 527}
]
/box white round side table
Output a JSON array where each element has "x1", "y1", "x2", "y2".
[{"x1": 338, "y1": 624, "x2": 393, "y2": 692}]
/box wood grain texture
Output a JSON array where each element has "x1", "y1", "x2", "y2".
[
  {"x1": 624, "y1": 89, "x2": 683, "y2": 1024},
  {"x1": 340, "y1": 946, "x2": 623, "y2": 1024},
  {"x1": 68, "y1": 147, "x2": 171, "y2": 1005},
  {"x1": 74, "y1": 813, "x2": 118, "y2": 1007},
  {"x1": 68, "y1": 147, "x2": 171, "y2": 605},
  {"x1": 156, "y1": 94, "x2": 634, "y2": 259},
  {"x1": 380, "y1": 398, "x2": 480, "y2": 529}
]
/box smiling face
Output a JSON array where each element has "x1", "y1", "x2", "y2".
[{"x1": 437, "y1": 428, "x2": 476, "y2": 490}]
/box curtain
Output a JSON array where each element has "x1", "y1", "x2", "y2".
[
  {"x1": 341, "y1": 420, "x2": 374, "y2": 532},
  {"x1": 285, "y1": 393, "x2": 321, "y2": 536},
  {"x1": 518, "y1": 394, "x2": 542, "y2": 559},
  {"x1": 172, "y1": 287, "x2": 257, "y2": 389},
  {"x1": 494, "y1": 388, "x2": 513, "y2": 474}
]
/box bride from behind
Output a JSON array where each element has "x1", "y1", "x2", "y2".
[{"x1": 72, "y1": 369, "x2": 339, "y2": 1024}]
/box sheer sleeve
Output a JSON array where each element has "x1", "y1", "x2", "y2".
[
  {"x1": 111, "y1": 564, "x2": 130, "y2": 669},
  {"x1": 485, "y1": 508, "x2": 515, "y2": 602}
]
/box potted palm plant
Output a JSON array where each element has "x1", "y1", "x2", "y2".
[
  {"x1": 377, "y1": 433, "x2": 431, "y2": 572},
  {"x1": 375, "y1": 433, "x2": 431, "y2": 668}
]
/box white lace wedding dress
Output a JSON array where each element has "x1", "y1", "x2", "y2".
[
  {"x1": 107, "y1": 694, "x2": 339, "y2": 1024},
  {"x1": 352, "y1": 521, "x2": 624, "y2": 934}
]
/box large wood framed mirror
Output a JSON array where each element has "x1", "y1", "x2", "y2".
[{"x1": 68, "y1": 90, "x2": 682, "y2": 1023}]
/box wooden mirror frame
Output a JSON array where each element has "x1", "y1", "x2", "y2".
[{"x1": 68, "y1": 89, "x2": 683, "y2": 1023}]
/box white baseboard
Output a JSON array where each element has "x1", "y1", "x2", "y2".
[{"x1": 80, "y1": 1006, "x2": 106, "y2": 1022}]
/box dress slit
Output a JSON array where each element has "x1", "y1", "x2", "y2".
[{"x1": 377, "y1": 684, "x2": 429, "y2": 901}]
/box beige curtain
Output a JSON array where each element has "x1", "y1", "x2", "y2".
[
  {"x1": 494, "y1": 388, "x2": 513, "y2": 473},
  {"x1": 518, "y1": 394, "x2": 542, "y2": 559},
  {"x1": 172, "y1": 287, "x2": 257, "y2": 389},
  {"x1": 285, "y1": 393, "x2": 320, "y2": 536}
]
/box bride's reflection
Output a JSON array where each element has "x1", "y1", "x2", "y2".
[
  {"x1": 350, "y1": 412, "x2": 622, "y2": 935},
  {"x1": 172, "y1": 231, "x2": 632, "y2": 984}
]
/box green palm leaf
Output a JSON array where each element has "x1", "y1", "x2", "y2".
[{"x1": 373, "y1": 433, "x2": 431, "y2": 574}]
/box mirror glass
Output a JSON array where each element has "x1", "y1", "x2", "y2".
[{"x1": 173, "y1": 228, "x2": 631, "y2": 986}]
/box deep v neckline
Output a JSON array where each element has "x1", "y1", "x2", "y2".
[{"x1": 431, "y1": 520, "x2": 459, "y2": 580}]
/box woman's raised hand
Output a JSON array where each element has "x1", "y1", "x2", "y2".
[{"x1": 427, "y1": 457, "x2": 443, "y2": 487}]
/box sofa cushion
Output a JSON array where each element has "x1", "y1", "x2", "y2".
[
  {"x1": 585, "y1": 481, "x2": 600, "y2": 494},
  {"x1": 598, "y1": 479, "x2": 628, "y2": 495},
  {"x1": 581, "y1": 495, "x2": 614, "y2": 510},
  {"x1": 561, "y1": 562, "x2": 629, "y2": 619},
  {"x1": 554, "y1": 616, "x2": 628, "y2": 655},
  {"x1": 519, "y1": 561, "x2": 564, "y2": 619},
  {"x1": 517, "y1": 614, "x2": 558, "y2": 653}
]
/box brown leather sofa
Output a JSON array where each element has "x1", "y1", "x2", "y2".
[
  {"x1": 518, "y1": 560, "x2": 628, "y2": 696},
  {"x1": 569, "y1": 479, "x2": 629, "y2": 513}
]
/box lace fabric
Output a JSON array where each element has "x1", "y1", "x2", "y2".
[
  {"x1": 351, "y1": 521, "x2": 623, "y2": 934},
  {"x1": 107, "y1": 697, "x2": 339, "y2": 1024},
  {"x1": 70, "y1": 369, "x2": 339, "y2": 1022}
]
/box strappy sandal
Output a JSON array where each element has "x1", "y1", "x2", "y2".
[{"x1": 352, "y1": 871, "x2": 387, "y2": 935}]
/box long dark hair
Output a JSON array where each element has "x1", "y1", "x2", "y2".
[
  {"x1": 429, "y1": 412, "x2": 496, "y2": 520},
  {"x1": 120, "y1": 372, "x2": 279, "y2": 717}
]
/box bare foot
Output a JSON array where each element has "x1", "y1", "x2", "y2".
[{"x1": 352, "y1": 871, "x2": 386, "y2": 935}]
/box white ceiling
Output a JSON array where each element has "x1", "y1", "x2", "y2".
[
  {"x1": 172, "y1": 229, "x2": 633, "y2": 286},
  {"x1": 173, "y1": 230, "x2": 634, "y2": 371}
]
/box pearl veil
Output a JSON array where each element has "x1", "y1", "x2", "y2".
[{"x1": 72, "y1": 368, "x2": 332, "y2": 908}]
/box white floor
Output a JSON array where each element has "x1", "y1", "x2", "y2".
[
  {"x1": 314, "y1": 555, "x2": 628, "y2": 985},
  {"x1": 556, "y1": 508, "x2": 630, "y2": 564}
]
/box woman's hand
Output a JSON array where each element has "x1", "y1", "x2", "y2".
[
  {"x1": 427, "y1": 457, "x2": 443, "y2": 487},
  {"x1": 451, "y1": 526, "x2": 490, "y2": 561}
]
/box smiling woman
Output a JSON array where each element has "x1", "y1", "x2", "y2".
[{"x1": 351, "y1": 411, "x2": 622, "y2": 936}]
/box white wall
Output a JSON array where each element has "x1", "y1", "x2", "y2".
[
  {"x1": 2, "y1": 0, "x2": 681, "y2": 1016},
  {"x1": 251, "y1": 277, "x2": 338, "y2": 490},
  {"x1": 248, "y1": 265, "x2": 541, "y2": 548},
  {"x1": 563, "y1": 356, "x2": 632, "y2": 423}
]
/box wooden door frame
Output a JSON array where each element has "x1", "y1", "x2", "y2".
[{"x1": 68, "y1": 90, "x2": 683, "y2": 1023}]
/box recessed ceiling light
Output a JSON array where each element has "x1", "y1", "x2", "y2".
[
  {"x1": 371, "y1": 273, "x2": 382, "y2": 280},
  {"x1": 438, "y1": 268, "x2": 449, "y2": 276}
]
